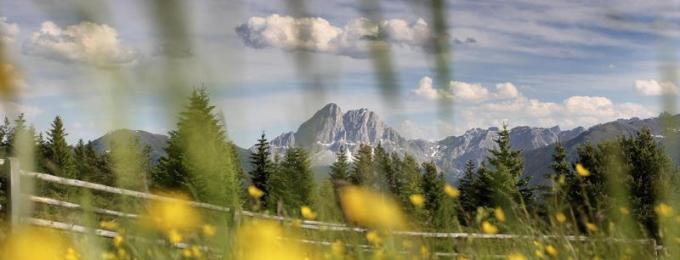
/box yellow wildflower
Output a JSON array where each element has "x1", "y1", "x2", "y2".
[
  {"x1": 102, "y1": 252, "x2": 116, "y2": 260},
  {"x1": 331, "y1": 240, "x2": 344, "y2": 256},
  {"x1": 301, "y1": 206, "x2": 317, "y2": 220},
  {"x1": 202, "y1": 224, "x2": 216, "y2": 237},
  {"x1": 545, "y1": 245, "x2": 558, "y2": 257},
  {"x1": 100, "y1": 220, "x2": 119, "y2": 230},
  {"x1": 143, "y1": 194, "x2": 201, "y2": 231},
  {"x1": 65, "y1": 248, "x2": 80, "y2": 260},
  {"x1": 339, "y1": 186, "x2": 406, "y2": 229},
  {"x1": 182, "y1": 248, "x2": 193, "y2": 258},
  {"x1": 113, "y1": 234, "x2": 124, "y2": 248},
  {"x1": 420, "y1": 245, "x2": 430, "y2": 258},
  {"x1": 1, "y1": 228, "x2": 72, "y2": 260},
  {"x1": 586, "y1": 222, "x2": 598, "y2": 232},
  {"x1": 575, "y1": 163, "x2": 590, "y2": 177},
  {"x1": 555, "y1": 212, "x2": 567, "y2": 223},
  {"x1": 248, "y1": 185, "x2": 264, "y2": 199},
  {"x1": 655, "y1": 203, "x2": 673, "y2": 217},
  {"x1": 237, "y1": 220, "x2": 306, "y2": 260},
  {"x1": 534, "y1": 249, "x2": 544, "y2": 258},
  {"x1": 366, "y1": 230, "x2": 382, "y2": 245},
  {"x1": 191, "y1": 245, "x2": 202, "y2": 258},
  {"x1": 494, "y1": 207, "x2": 506, "y2": 222},
  {"x1": 507, "y1": 252, "x2": 527, "y2": 260},
  {"x1": 481, "y1": 221, "x2": 498, "y2": 234},
  {"x1": 619, "y1": 207, "x2": 630, "y2": 215},
  {"x1": 167, "y1": 229, "x2": 183, "y2": 244},
  {"x1": 409, "y1": 194, "x2": 425, "y2": 207},
  {"x1": 444, "y1": 184, "x2": 460, "y2": 198}
]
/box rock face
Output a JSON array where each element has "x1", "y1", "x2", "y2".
[{"x1": 267, "y1": 103, "x2": 587, "y2": 181}]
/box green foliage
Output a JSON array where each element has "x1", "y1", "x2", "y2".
[
  {"x1": 279, "y1": 147, "x2": 315, "y2": 213},
  {"x1": 266, "y1": 153, "x2": 286, "y2": 213},
  {"x1": 329, "y1": 145, "x2": 350, "y2": 182},
  {"x1": 73, "y1": 140, "x2": 112, "y2": 186},
  {"x1": 43, "y1": 116, "x2": 76, "y2": 178},
  {"x1": 486, "y1": 124, "x2": 532, "y2": 210},
  {"x1": 153, "y1": 89, "x2": 240, "y2": 207},
  {"x1": 349, "y1": 144, "x2": 373, "y2": 186},
  {"x1": 249, "y1": 133, "x2": 272, "y2": 206}
]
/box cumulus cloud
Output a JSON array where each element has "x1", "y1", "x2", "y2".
[
  {"x1": 406, "y1": 76, "x2": 655, "y2": 139},
  {"x1": 235, "y1": 14, "x2": 433, "y2": 58},
  {"x1": 23, "y1": 21, "x2": 137, "y2": 67},
  {"x1": 412, "y1": 76, "x2": 519, "y2": 102},
  {"x1": 0, "y1": 17, "x2": 20, "y2": 43},
  {"x1": 634, "y1": 80, "x2": 678, "y2": 96}
]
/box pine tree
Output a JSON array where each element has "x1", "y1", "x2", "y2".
[
  {"x1": 458, "y1": 160, "x2": 478, "y2": 220},
  {"x1": 249, "y1": 133, "x2": 272, "y2": 206},
  {"x1": 329, "y1": 145, "x2": 351, "y2": 182},
  {"x1": 0, "y1": 117, "x2": 11, "y2": 157},
  {"x1": 373, "y1": 143, "x2": 394, "y2": 193},
  {"x1": 486, "y1": 124, "x2": 531, "y2": 209},
  {"x1": 280, "y1": 147, "x2": 315, "y2": 213},
  {"x1": 397, "y1": 154, "x2": 422, "y2": 215},
  {"x1": 153, "y1": 89, "x2": 241, "y2": 207},
  {"x1": 74, "y1": 140, "x2": 113, "y2": 185},
  {"x1": 622, "y1": 127, "x2": 672, "y2": 238},
  {"x1": 350, "y1": 144, "x2": 373, "y2": 186},
  {"x1": 267, "y1": 153, "x2": 287, "y2": 214},
  {"x1": 44, "y1": 116, "x2": 76, "y2": 179},
  {"x1": 421, "y1": 161, "x2": 450, "y2": 229}
]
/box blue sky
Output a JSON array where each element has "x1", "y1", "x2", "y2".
[{"x1": 0, "y1": 0, "x2": 677, "y2": 147}]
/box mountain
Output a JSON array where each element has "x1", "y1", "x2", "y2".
[
  {"x1": 91, "y1": 129, "x2": 252, "y2": 169},
  {"x1": 266, "y1": 103, "x2": 587, "y2": 181},
  {"x1": 91, "y1": 129, "x2": 170, "y2": 162},
  {"x1": 523, "y1": 114, "x2": 680, "y2": 185}
]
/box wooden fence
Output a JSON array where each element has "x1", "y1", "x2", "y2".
[{"x1": 0, "y1": 157, "x2": 661, "y2": 258}]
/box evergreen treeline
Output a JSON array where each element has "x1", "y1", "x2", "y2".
[{"x1": 0, "y1": 88, "x2": 677, "y2": 239}]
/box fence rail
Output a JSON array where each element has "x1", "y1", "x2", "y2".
[{"x1": 0, "y1": 157, "x2": 661, "y2": 258}]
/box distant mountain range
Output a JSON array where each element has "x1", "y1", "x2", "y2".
[{"x1": 90, "y1": 104, "x2": 679, "y2": 185}]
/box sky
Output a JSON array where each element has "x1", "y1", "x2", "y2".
[{"x1": 0, "y1": 0, "x2": 678, "y2": 147}]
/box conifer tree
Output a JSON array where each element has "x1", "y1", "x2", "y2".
[
  {"x1": 349, "y1": 144, "x2": 373, "y2": 186},
  {"x1": 458, "y1": 160, "x2": 478, "y2": 220},
  {"x1": 267, "y1": 153, "x2": 287, "y2": 213},
  {"x1": 280, "y1": 147, "x2": 315, "y2": 213},
  {"x1": 373, "y1": 143, "x2": 394, "y2": 193},
  {"x1": 550, "y1": 142, "x2": 570, "y2": 179},
  {"x1": 398, "y1": 154, "x2": 422, "y2": 214},
  {"x1": 74, "y1": 140, "x2": 113, "y2": 185},
  {"x1": 44, "y1": 116, "x2": 76, "y2": 179},
  {"x1": 421, "y1": 163, "x2": 441, "y2": 214},
  {"x1": 153, "y1": 89, "x2": 241, "y2": 207},
  {"x1": 249, "y1": 133, "x2": 272, "y2": 206},
  {"x1": 486, "y1": 124, "x2": 532, "y2": 209},
  {"x1": 622, "y1": 127, "x2": 672, "y2": 237},
  {"x1": 329, "y1": 145, "x2": 351, "y2": 182}
]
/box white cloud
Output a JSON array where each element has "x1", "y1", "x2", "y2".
[
  {"x1": 634, "y1": 80, "x2": 678, "y2": 96},
  {"x1": 0, "y1": 102, "x2": 43, "y2": 119},
  {"x1": 411, "y1": 76, "x2": 519, "y2": 102},
  {"x1": 235, "y1": 14, "x2": 432, "y2": 58},
  {"x1": 406, "y1": 76, "x2": 655, "y2": 139},
  {"x1": 23, "y1": 21, "x2": 137, "y2": 67},
  {"x1": 0, "y1": 17, "x2": 19, "y2": 43}
]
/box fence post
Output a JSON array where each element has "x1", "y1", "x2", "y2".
[{"x1": 7, "y1": 157, "x2": 22, "y2": 229}]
